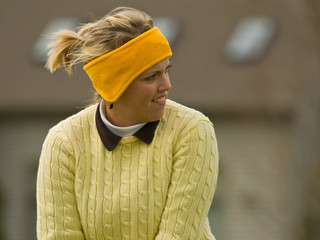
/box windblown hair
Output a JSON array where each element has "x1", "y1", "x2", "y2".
[{"x1": 46, "y1": 7, "x2": 153, "y2": 74}]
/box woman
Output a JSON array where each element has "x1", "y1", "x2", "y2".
[{"x1": 37, "y1": 6, "x2": 219, "y2": 240}]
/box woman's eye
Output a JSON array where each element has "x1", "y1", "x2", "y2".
[
  {"x1": 166, "y1": 65, "x2": 172, "y2": 73},
  {"x1": 145, "y1": 74, "x2": 156, "y2": 80}
]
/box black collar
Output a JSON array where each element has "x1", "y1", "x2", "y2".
[{"x1": 95, "y1": 104, "x2": 159, "y2": 151}]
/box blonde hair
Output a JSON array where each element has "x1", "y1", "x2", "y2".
[{"x1": 46, "y1": 7, "x2": 153, "y2": 74}]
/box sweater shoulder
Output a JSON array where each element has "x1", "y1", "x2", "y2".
[
  {"x1": 46, "y1": 104, "x2": 98, "y2": 140},
  {"x1": 162, "y1": 100, "x2": 214, "y2": 140},
  {"x1": 165, "y1": 99, "x2": 211, "y2": 124}
]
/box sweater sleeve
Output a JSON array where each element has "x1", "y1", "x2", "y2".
[
  {"x1": 155, "y1": 119, "x2": 219, "y2": 240},
  {"x1": 36, "y1": 128, "x2": 85, "y2": 240}
]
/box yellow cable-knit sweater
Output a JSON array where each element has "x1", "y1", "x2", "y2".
[{"x1": 36, "y1": 99, "x2": 219, "y2": 240}]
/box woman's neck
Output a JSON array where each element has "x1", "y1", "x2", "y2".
[{"x1": 100, "y1": 100, "x2": 146, "y2": 137}]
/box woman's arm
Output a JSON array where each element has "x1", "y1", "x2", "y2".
[
  {"x1": 155, "y1": 120, "x2": 219, "y2": 240},
  {"x1": 36, "y1": 129, "x2": 85, "y2": 240}
]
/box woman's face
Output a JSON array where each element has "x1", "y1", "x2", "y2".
[{"x1": 108, "y1": 58, "x2": 172, "y2": 127}]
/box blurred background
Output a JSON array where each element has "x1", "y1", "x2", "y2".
[{"x1": 1, "y1": 0, "x2": 320, "y2": 239}]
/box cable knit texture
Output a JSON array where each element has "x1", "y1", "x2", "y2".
[{"x1": 37, "y1": 99, "x2": 219, "y2": 240}]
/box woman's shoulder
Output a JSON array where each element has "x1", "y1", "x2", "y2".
[
  {"x1": 39, "y1": 104, "x2": 99, "y2": 159},
  {"x1": 47, "y1": 103, "x2": 98, "y2": 139},
  {"x1": 163, "y1": 100, "x2": 216, "y2": 147},
  {"x1": 165, "y1": 99, "x2": 211, "y2": 124}
]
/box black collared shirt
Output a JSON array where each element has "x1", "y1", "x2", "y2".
[{"x1": 95, "y1": 105, "x2": 159, "y2": 151}]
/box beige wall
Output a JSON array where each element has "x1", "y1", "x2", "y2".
[{"x1": 1, "y1": 0, "x2": 319, "y2": 112}]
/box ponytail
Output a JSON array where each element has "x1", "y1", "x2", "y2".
[
  {"x1": 46, "y1": 30, "x2": 84, "y2": 74},
  {"x1": 45, "y1": 7, "x2": 153, "y2": 75}
]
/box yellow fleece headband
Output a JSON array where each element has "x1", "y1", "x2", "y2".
[{"x1": 83, "y1": 27, "x2": 172, "y2": 103}]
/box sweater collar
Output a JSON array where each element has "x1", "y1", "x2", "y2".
[{"x1": 95, "y1": 104, "x2": 159, "y2": 151}]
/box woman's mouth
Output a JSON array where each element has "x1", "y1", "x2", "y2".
[{"x1": 152, "y1": 96, "x2": 166, "y2": 105}]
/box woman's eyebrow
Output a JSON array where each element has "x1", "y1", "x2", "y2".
[
  {"x1": 142, "y1": 62, "x2": 172, "y2": 76},
  {"x1": 153, "y1": 63, "x2": 172, "y2": 73}
]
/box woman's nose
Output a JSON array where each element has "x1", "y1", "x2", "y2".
[{"x1": 158, "y1": 73, "x2": 172, "y2": 92}]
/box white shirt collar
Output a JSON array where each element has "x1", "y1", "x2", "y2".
[{"x1": 99, "y1": 100, "x2": 147, "y2": 138}]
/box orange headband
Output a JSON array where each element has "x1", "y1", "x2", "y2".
[{"x1": 83, "y1": 27, "x2": 172, "y2": 103}]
